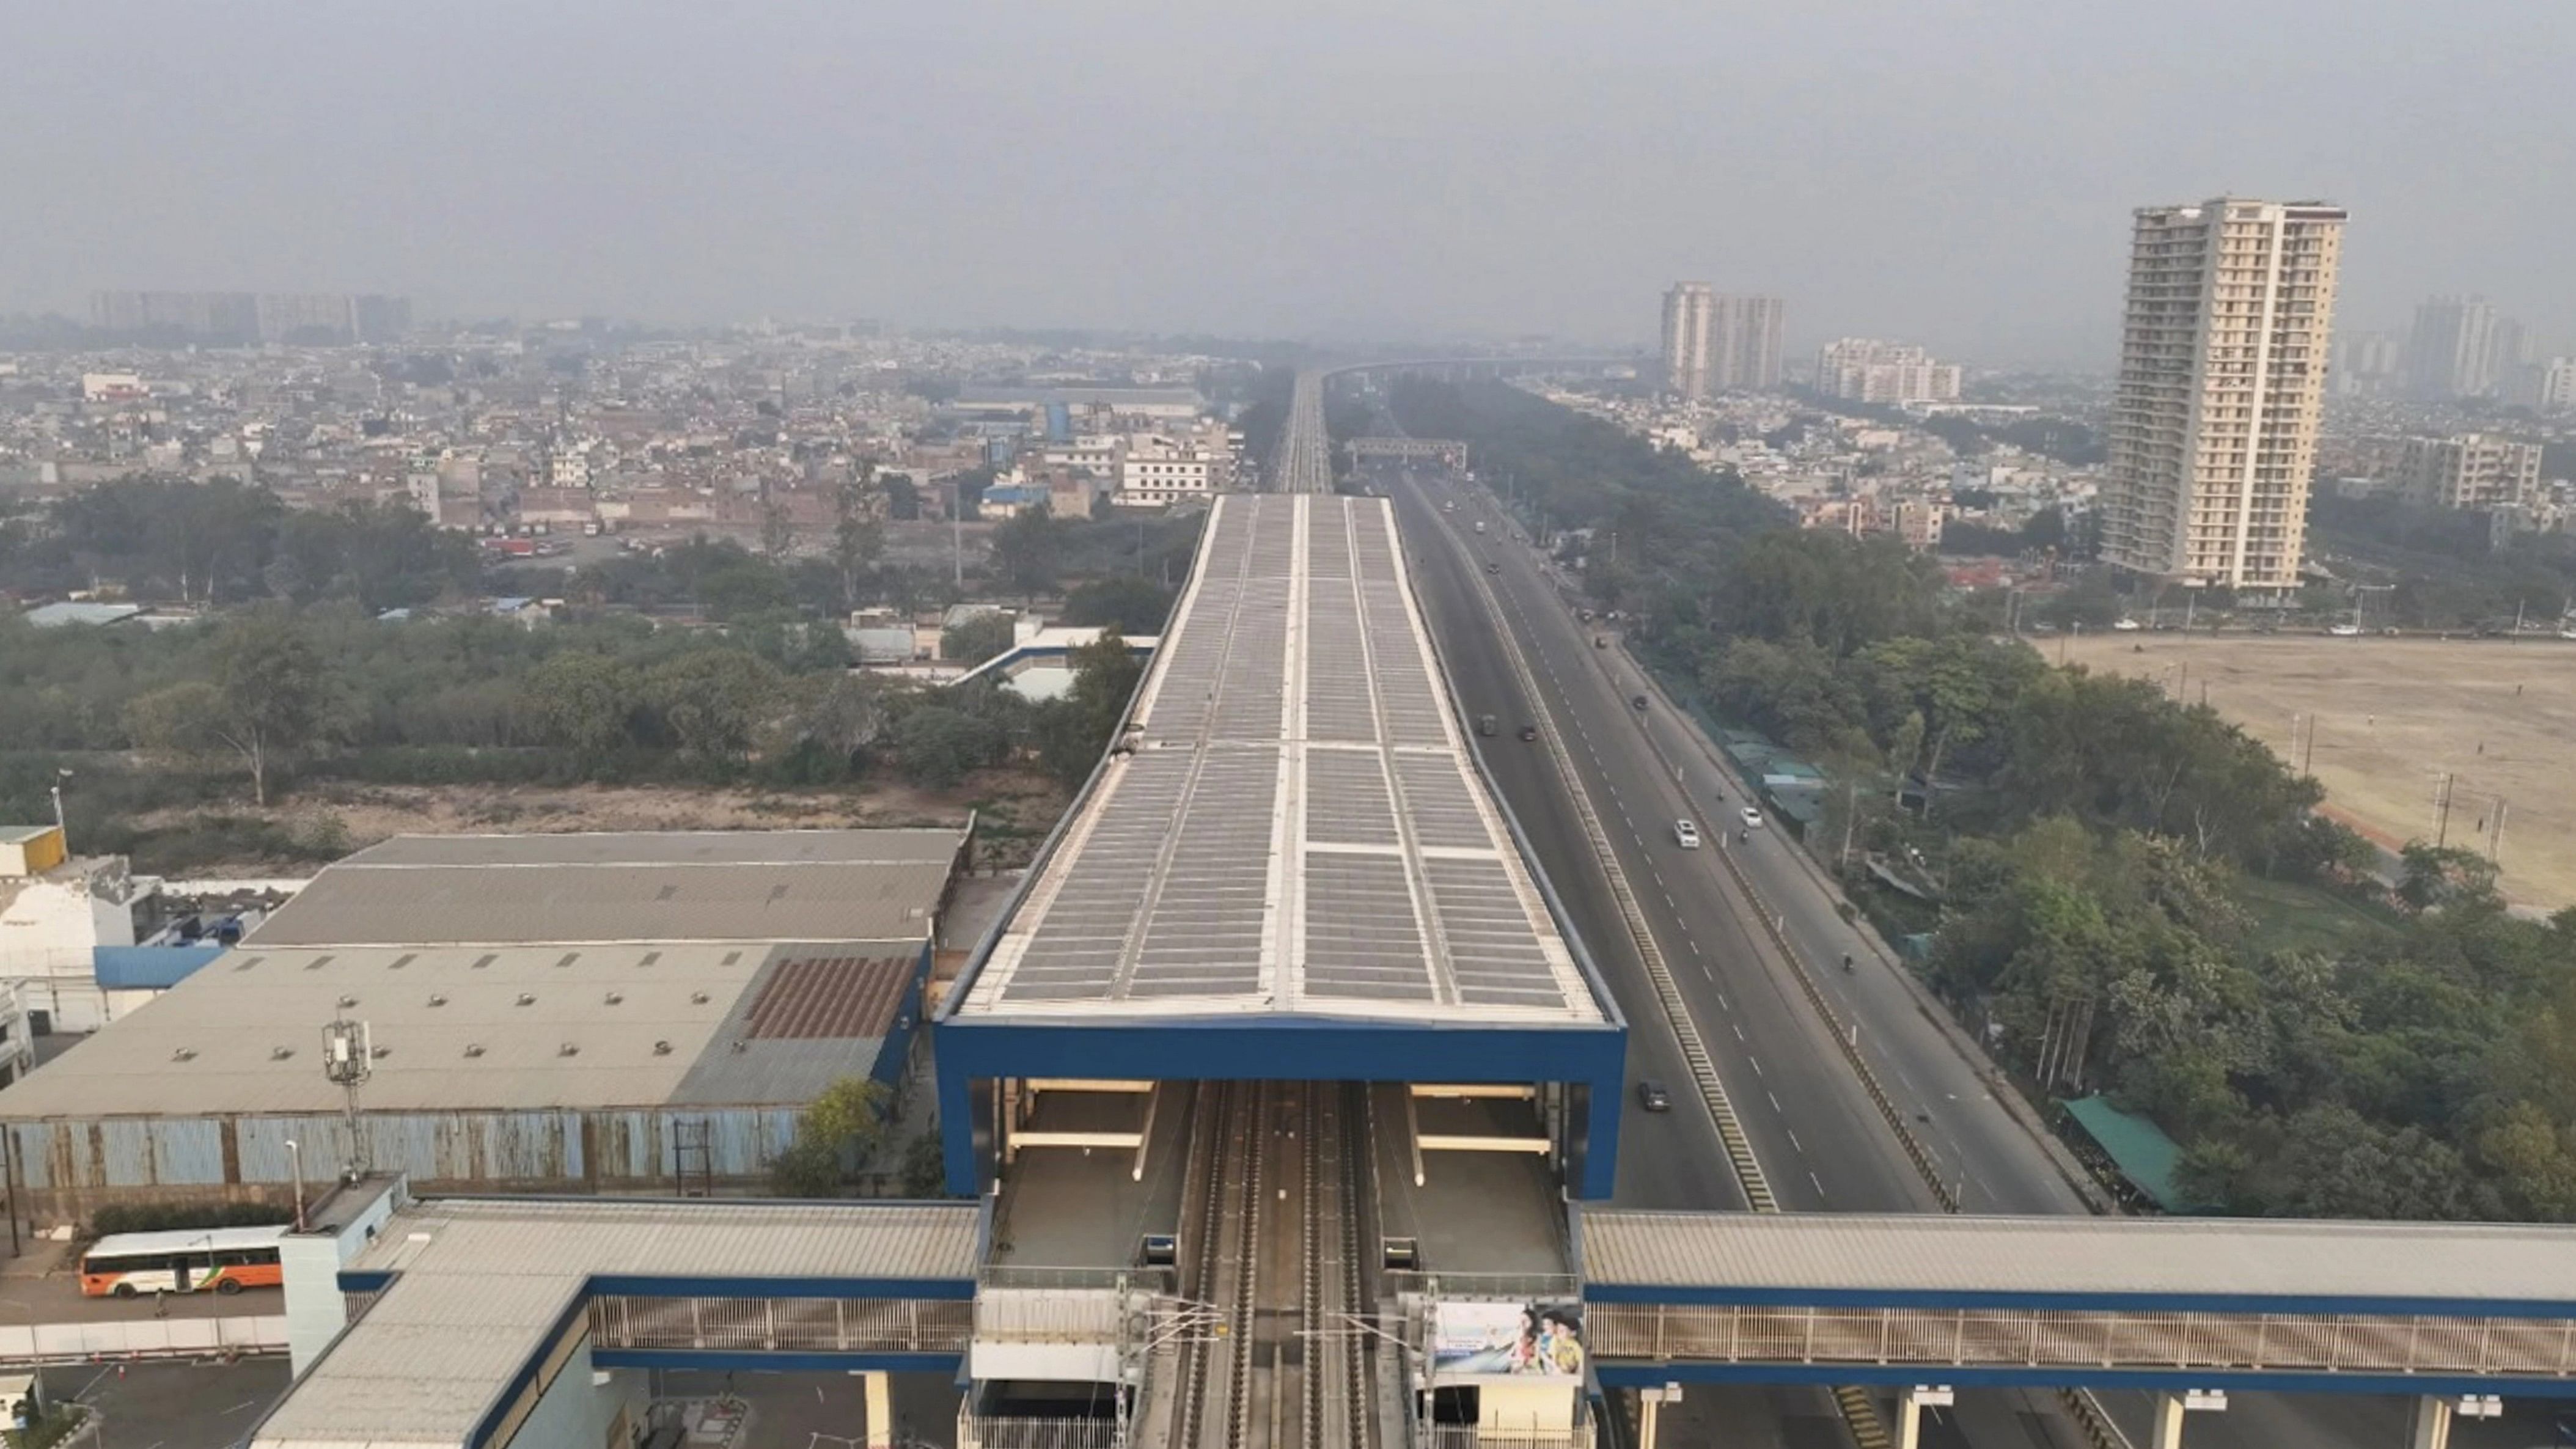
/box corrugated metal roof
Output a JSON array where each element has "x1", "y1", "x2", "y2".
[
  {"x1": 254, "y1": 1197, "x2": 978, "y2": 1449},
  {"x1": 0, "y1": 943, "x2": 908, "y2": 1118},
  {"x1": 246, "y1": 829, "x2": 958, "y2": 947},
  {"x1": 338, "y1": 828, "x2": 963, "y2": 868},
  {"x1": 1580, "y1": 1211, "x2": 2576, "y2": 1305}
]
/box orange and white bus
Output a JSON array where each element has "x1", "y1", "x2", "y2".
[{"x1": 78, "y1": 1226, "x2": 287, "y2": 1297}]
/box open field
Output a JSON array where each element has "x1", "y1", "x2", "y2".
[{"x1": 2063, "y1": 634, "x2": 2576, "y2": 908}]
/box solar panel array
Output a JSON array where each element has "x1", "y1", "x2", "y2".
[{"x1": 965, "y1": 495, "x2": 1598, "y2": 1022}]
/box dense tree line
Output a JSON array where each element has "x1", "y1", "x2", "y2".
[
  {"x1": 1387, "y1": 378, "x2": 1788, "y2": 607},
  {"x1": 2310, "y1": 494, "x2": 2576, "y2": 630},
  {"x1": 1, "y1": 477, "x2": 480, "y2": 611}
]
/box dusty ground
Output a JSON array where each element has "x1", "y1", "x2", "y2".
[
  {"x1": 2063, "y1": 634, "x2": 2576, "y2": 908},
  {"x1": 136, "y1": 769, "x2": 1070, "y2": 873}
]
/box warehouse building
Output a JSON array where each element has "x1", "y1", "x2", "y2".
[{"x1": 0, "y1": 827, "x2": 971, "y2": 1221}]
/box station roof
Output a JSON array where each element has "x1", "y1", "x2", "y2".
[
  {"x1": 957, "y1": 494, "x2": 1602, "y2": 1025},
  {"x1": 0, "y1": 942, "x2": 921, "y2": 1117},
  {"x1": 1580, "y1": 1211, "x2": 2576, "y2": 1310},
  {"x1": 252, "y1": 1195, "x2": 980, "y2": 1449},
  {"x1": 246, "y1": 826, "x2": 964, "y2": 948}
]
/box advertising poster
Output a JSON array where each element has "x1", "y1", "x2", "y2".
[{"x1": 1429, "y1": 1300, "x2": 1585, "y2": 1381}]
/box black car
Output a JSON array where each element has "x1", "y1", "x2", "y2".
[
  {"x1": 1636, "y1": 1080, "x2": 1673, "y2": 1112},
  {"x1": 1484, "y1": 562, "x2": 1500, "y2": 574},
  {"x1": 1631, "y1": 694, "x2": 1649, "y2": 711},
  {"x1": 1516, "y1": 724, "x2": 1538, "y2": 741}
]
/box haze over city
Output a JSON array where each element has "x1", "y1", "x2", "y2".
[{"x1": 7, "y1": 0, "x2": 2571, "y2": 363}]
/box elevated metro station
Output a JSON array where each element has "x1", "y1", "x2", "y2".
[{"x1": 934, "y1": 491, "x2": 1629, "y2": 1448}]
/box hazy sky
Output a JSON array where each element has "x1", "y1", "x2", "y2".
[{"x1": 7, "y1": 1, "x2": 2569, "y2": 367}]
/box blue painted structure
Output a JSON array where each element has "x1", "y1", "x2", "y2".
[{"x1": 92, "y1": 943, "x2": 225, "y2": 989}]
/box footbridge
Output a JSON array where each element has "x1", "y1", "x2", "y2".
[{"x1": 1583, "y1": 1211, "x2": 2576, "y2": 1448}]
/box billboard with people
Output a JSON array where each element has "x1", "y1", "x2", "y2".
[{"x1": 1428, "y1": 1300, "x2": 1585, "y2": 1381}]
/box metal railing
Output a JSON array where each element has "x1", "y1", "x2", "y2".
[
  {"x1": 589, "y1": 1294, "x2": 971, "y2": 1355},
  {"x1": 1590, "y1": 1302, "x2": 2576, "y2": 1380}
]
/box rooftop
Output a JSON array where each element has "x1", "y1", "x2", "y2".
[
  {"x1": 247, "y1": 827, "x2": 964, "y2": 948},
  {"x1": 958, "y1": 494, "x2": 1601, "y2": 1025},
  {"x1": 252, "y1": 1195, "x2": 980, "y2": 1449},
  {"x1": 0, "y1": 942, "x2": 921, "y2": 1117},
  {"x1": 1580, "y1": 1212, "x2": 2576, "y2": 1307}
]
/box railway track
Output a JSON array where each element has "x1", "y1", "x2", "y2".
[{"x1": 1165, "y1": 1082, "x2": 1375, "y2": 1449}]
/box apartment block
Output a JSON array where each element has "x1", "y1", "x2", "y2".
[
  {"x1": 1814, "y1": 339, "x2": 1963, "y2": 405},
  {"x1": 2399, "y1": 434, "x2": 2543, "y2": 512},
  {"x1": 1660, "y1": 285, "x2": 1782, "y2": 397},
  {"x1": 2098, "y1": 198, "x2": 2345, "y2": 593},
  {"x1": 1661, "y1": 282, "x2": 1714, "y2": 398}
]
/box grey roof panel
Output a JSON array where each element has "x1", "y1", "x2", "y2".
[
  {"x1": 255, "y1": 1196, "x2": 978, "y2": 1449},
  {"x1": 963, "y1": 496, "x2": 1599, "y2": 1024},
  {"x1": 1579, "y1": 1211, "x2": 2576, "y2": 1305}
]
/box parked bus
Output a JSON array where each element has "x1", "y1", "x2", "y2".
[{"x1": 78, "y1": 1225, "x2": 288, "y2": 1297}]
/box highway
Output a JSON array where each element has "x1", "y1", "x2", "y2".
[{"x1": 1385, "y1": 466, "x2": 2445, "y2": 1449}]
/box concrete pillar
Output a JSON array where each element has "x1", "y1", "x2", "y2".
[
  {"x1": 2150, "y1": 1393, "x2": 2186, "y2": 1449},
  {"x1": 2409, "y1": 1396, "x2": 2453, "y2": 1449},
  {"x1": 864, "y1": 1371, "x2": 892, "y2": 1449},
  {"x1": 1637, "y1": 1391, "x2": 1662, "y2": 1449},
  {"x1": 1895, "y1": 1394, "x2": 1922, "y2": 1449}
]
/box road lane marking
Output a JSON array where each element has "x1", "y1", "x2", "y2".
[
  {"x1": 1749, "y1": 1055, "x2": 1764, "y2": 1076},
  {"x1": 1810, "y1": 1171, "x2": 1827, "y2": 1197},
  {"x1": 1732, "y1": 1024, "x2": 1746, "y2": 1041},
  {"x1": 1788, "y1": 1129, "x2": 1804, "y2": 1154},
  {"x1": 1768, "y1": 1092, "x2": 1784, "y2": 1113}
]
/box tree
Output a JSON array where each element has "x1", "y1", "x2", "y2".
[
  {"x1": 832, "y1": 468, "x2": 886, "y2": 611},
  {"x1": 2397, "y1": 843, "x2": 2503, "y2": 913},
  {"x1": 1038, "y1": 631, "x2": 1145, "y2": 787},
  {"x1": 893, "y1": 705, "x2": 1005, "y2": 788},
  {"x1": 523, "y1": 653, "x2": 642, "y2": 760},
  {"x1": 144, "y1": 615, "x2": 337, "y2": 806},
  {"x1": 647, "y1": 651, "x2": 783, "y2": 760},
  {"x1": 770, "y1": 1076, "x2": 892, "y2": 1198},
  {"x1": 942, "y1": 612, "x2": 1017, "y2": 666},
  {"x1": 1062, "y1": 575, "x2": 1174, "y2": 635},
  {"x1": 990, "y1": 505, "x2": 1063, "y2": 601}
]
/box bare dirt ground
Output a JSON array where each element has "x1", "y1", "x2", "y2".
[
  {"x1": 135, "y1": 769, "x2": 1070, "y2": 873},
  {"x1": 2063, "y1": 634, "x2": 2576, "y2": 908}
]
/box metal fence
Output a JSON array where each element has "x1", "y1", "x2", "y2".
[
  {"x1": 955, "y1": 1404, "x2": 1121, "y2": 1449},
  {"x1": 1590, "y1": 1302, "x2": 2576, "y2": 1379},
  {"x1": 0, "y1": 1315, "x2": 287, "y2": 1364},
  {"x1": 589, "y1": 1295, "x2": 971, "y2": 1355}
]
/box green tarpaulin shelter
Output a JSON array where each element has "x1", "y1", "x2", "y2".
[{"x1": 2060, "y1": 1095, "x2": 2204, "y2": 1213}]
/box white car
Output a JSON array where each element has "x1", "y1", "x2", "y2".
[
  {"x1": 2111, "y1": 618, "x2": 2144, "y2": 632},
  {"x1": 1673, "y1": 819, "x2": 1701, "y2": 849},
  {"x1": 1739, "y1": 807, "x2": 1765, "y2": 831},
  {"x1": 2327, "y1": 623, "x2": 2363, "y2": 637}
]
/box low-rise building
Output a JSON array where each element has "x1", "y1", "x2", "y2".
[{"x1": 0, "y1": 826, "x2": 973, "y2": 1220}]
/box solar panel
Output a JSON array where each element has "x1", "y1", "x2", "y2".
[{"x1": 968, "y1": 494, "x2": 1597, "y2": 1022}]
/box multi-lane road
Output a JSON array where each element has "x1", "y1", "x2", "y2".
[{"x1": 1383, "y1": 466, "x2": 2485, "y2": 1449}]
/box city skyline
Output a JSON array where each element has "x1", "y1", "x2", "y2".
[{"x1": 4, "y1": 1, "x2": 2569, "y2": 367}]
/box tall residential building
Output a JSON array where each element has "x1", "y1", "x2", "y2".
[
  {"x1": 1712, "y1": 294, "x2": 1785, "y2": 389},
  {"x1": 1660, "y1": 285, "x2": 1783, "y2": 396},
  {"x1": 87, "y1": 290, "x2": 410, "y2": 345},
  {"x1": 2099, "y1": 197, "x2": 2346, "y2": 594},
  {"x1": 1814, "y1": 339, "x2": 1962, "y2": 405},
  {"x1": 2332, "y1": 330, "x2": 2402, "y2": 397},
  {"x1": 2534, "y1": 358, "x2": 2576, "y2": 414},
  {"x1": 2404, "y1": 295, "x2": 2525, "y2": 400},
  {"x1": 1660, "y1": 282, "x2": 1715, "y2": 398},
  {"x1": 2398, "y1": 434, "x2": 2542, "y2": 512}
]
